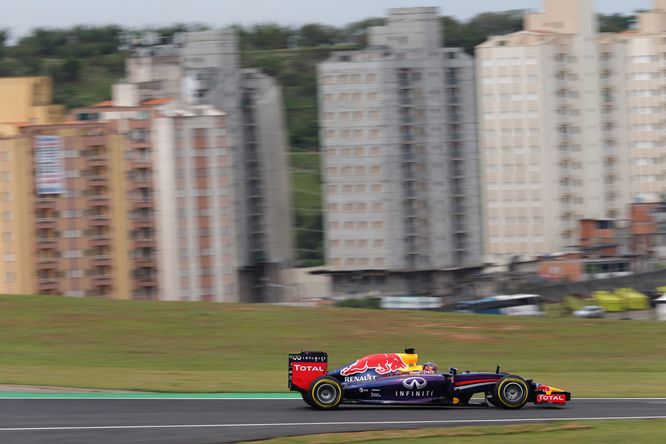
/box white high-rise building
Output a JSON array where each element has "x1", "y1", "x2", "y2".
[
  {"x1": 477, "y1": 0, "x2": 631, "y2": 262},
  {"x1": 121, "y1": 29, "x2": 293, "y2": 302},
  {"x1": 610, "y1": 1, "x2": 666, "y2": 203},
  {"x1": 318, "y1": 8, "x2": 482, "y2": 298}
]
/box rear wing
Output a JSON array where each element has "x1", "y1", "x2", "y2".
[{"x1": 288, "y1": 351, "x2": 328, "y2": 392}]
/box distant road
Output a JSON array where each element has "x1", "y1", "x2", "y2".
[{"x1": 1, "y1": 397, "x2": 665, "y2": 443}]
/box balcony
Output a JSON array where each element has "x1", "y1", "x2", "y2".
[
  {"x1": 38, "y1": 279, "x2": 59, "y2": 291},
  {"x1": 84, "y1": 135, "x2": 106, "y2": 147},
  {"x1": 134, "y1": 238, "x2": 156, "y2": 248},
  {"x1": 86, "y1": 176, "x2": 107, "y2": 187},
  {"x1": 90, "y1": 236, "x2": 111, "y2": 247},
  {"x1": 86, "y1": 156, "x2": 108, "y2": 168},
  {"x1": 91, "y1": 275, "x2": 113, "y2": 286},
  {"x1": 91, "y1": 256, "x2": 112, "y2": 267},
  {"x1": 134, "y1": 276, "x2": 158, "y2": 287},
  {"x1": 37, "y1": 258, "x2": 58, "y2": 270},
  {"x1": 132, "y1": 218, "x2": 154, "y2": 229},
  {"x1": 134, "y1": 257, "x2": 155, "y2": 266},
  {"x1": 89, "y1": 196, "x2": 110, "y2": 207},
  {"x1": 34, "y1": 199, "x2": 56, "y2": 210},
  {"x1": 36, "y1": 239, "x2": 58, "y2": 250},
  {"x1": 129, "y1": 158, "x2": 152, "y2": 169},
  {"x1": 90, "y1": 215, "x2": 110, "y2": 226},
  {"x1": 130, "y1": 179, "x2": 153, "y2": 189},
  {"x1": 36, "y1": 218, "x2": 57, "y2": 230},
  {"x1": 132, "y1": 199, "x2": 154, "y2": 209}
]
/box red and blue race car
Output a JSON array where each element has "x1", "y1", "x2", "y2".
[{"x1": 289, "y1": 348, "x2": 571, "y2": 410}]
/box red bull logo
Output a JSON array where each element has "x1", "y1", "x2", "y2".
[{"x1": 340, "y1": 353, "x2": 407, "y2": 376}]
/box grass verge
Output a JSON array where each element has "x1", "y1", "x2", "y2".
[
  {"x1": 248, "y1": 420, "x2": 666, "y2": 443},
  {"x1": 0, "y1": 295, "x2": 665, "y2": 393}
]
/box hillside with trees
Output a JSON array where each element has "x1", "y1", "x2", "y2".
[{"x1": 0, "y1": 12, "x2": 634, "y2": 266}]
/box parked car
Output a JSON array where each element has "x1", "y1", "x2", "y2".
[{"x1": 574, "y1": 305, "x2": 605, "y2": 318}]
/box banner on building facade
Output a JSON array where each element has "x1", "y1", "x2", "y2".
[{"x1": 35, "y1": 135, "x2": 65, "y2": 195}]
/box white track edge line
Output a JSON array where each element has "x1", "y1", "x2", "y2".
[{"x1": 1, "y1": 416, "x2": 666, "y2": 432}]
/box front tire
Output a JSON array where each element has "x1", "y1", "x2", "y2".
[
  {"x1": 493, "y1": 375, "x2": 529, "y2": 409},
  {"x1": 308, "y1": 377, "x2": 343, "y2": 410}
]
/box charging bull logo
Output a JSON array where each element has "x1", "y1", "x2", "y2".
[{"x1": 340, "y1": 353, "x2": 407, "y2": 376}]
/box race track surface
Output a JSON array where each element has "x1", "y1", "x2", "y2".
[{"x1": 1, "y1": 397, "x2": 665, "y2": 443}]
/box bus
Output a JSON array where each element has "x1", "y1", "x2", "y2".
[{"x1": 455, "y1": 294, "x2": 543, "y2": 316}]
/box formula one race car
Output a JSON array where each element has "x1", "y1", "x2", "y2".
[{"x1": 288, "y1": 348, "x2": 571, "y2": 410}]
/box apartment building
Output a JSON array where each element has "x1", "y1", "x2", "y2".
[
  {"x1": 607, "y1": 1, "x2": 666, "y2": 203},
  {"x1": 0, "y1": 77, "x2": 241, "y2": 301},
  {"x1": 0, "y1": 77, "x2": 64, "y2": 135},
  {"x1": 318, "y1": 8, "x2": 482, "y2": 297},
  {"x1": 477, "y1": 0, "x2": 631, "y2": 263},
  {"x1": 0, "y1": 120, "x2": 131, "y2": 298},
  {"x1": 122, "y1": 29, "x2": 293, "y2": 302},
  {"x1": 74, "y1": 87, "x2": 240, "y2": 302}
]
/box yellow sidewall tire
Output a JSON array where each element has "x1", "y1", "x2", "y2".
[
  {"x1": 494, "y1": 376, "x2": 529, "y2": 409},
  {"x1": 309, "y1": 377, "x2": 343, "y2": 410}
]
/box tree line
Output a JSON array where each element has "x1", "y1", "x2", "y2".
[{"x1": 0, "y1": 11, "x2": 635, "y2": 75}]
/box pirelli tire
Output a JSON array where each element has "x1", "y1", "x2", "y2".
[
  {"x1": 301, "y1": 391, "x2": 315, "y2": 407},
  {"x1": 493, "y1": 375, "x2": 529, "y2": 409},
  {"x1": 308, "y1": 376, "x2": 343, "y2": 410}
]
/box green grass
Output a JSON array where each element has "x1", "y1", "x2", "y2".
[
  {"x1": 251, "y1": 421, "x2": 666, "y2": 443},
  {"x1": 0, "y1": 295, "x2": 665, "y2": 394},
  {"x1": 290, "y1": 151, "x2": 323, "y2": 266}
]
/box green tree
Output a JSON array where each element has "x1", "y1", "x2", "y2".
[
  {"x1": 599, "y1": 13, "x2": 635, "y2": 32},
  {"x1": 340, "y1": 17, "x2": 384, "y2": 46},
  {"x1": 298, "y1": 24, "x2": 339, "y2": 47},
  {"x1": 241, "y1": 23, "x2": 295, "y2": 50},
  {"x1": 0, "y1": 28, "x2": 8, "y2": 59},
  {"x1": 62, "y1": 57, "x2": 83, "y2": 82}
]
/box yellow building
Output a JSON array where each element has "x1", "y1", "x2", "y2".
[
  {"x1": 0, "y1": 136, "x2": 36, "y2": 294},
  {"x1": 0, "y1": 76, "x2": 133, "y2": 298},
  {"x1": 0, "y1": 77, "x2": 64, "y2": 136},
  {"x1": 0, "y1": 123, "x2": 132, "y2": 298}
]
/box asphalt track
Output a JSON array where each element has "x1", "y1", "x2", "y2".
[{"x1": 1, "y1": 396, "x2": 665, "y2": 444}]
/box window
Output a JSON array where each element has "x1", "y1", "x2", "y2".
[
  {"x1": 62, "y1": 250, "x2": 83, "y2": 258},
  {"x1": 65, "y1": 269, "x2": 84, "y2": 278}
]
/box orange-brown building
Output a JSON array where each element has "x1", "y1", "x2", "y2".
[
  {"x1": 631, "y1": 202, "x2": 666, "y2": 256},
  {"x1": 579, "y1": 219, "x2": 619, "y2": 257},
  {"x1": 1, "y1": 121, "x2": 130, "y2": 298},
  {"x1": 0, "y1": 76, "x2": 239, "y2": 301},
  {"x1": 536, "y1": 208, "x2": 666, "y2": 282},
  {"x1": 538, "y1": 252, "x2": 584, "y2": 282}
]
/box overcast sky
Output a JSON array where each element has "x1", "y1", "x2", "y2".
[{"x1": 3, "y1": 0, "x2": 651, "y2": 39}]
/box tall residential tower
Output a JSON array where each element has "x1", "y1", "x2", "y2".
[
  {"x1": 476, "y1": 0, "x2": 630, "y2": 262},
  {"x1": 318, "y1": 8, "x2": 482, "y2": 297},
  {"x1": 122, "y1": 29, "x2": 293, "y2": 301}
]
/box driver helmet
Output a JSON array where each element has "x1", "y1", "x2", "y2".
[{"x1": 422, "y1": 362, "x2": 438, "y2": 373}]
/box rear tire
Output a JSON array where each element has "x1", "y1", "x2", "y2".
[
  {"x1": 492, "y1": 375, "x2": 529, "y2": 409},
  {"x1": 308, "y1": 376, "x2": 343, "y2": 410},
  {"x1": 301, "y1": 392, "x2": 315, "y2": 407}
]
